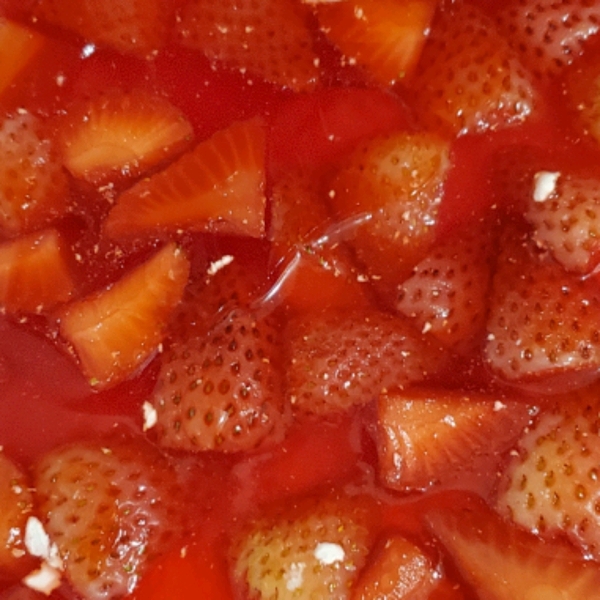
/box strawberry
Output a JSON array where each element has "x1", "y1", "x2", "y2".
[
  {"x1": 485, "y1": 225, "x2": 600, "y2": 389},
  {"x1": 329, "y1": 131, "x2": 451, "y2": 304},
  {"x1": 0, "y1": 228, "x2": 74, "y2": 314},
  {"x1": 33, "y1": 437, "x2": 189, "y2": 600},
  {"x1": 283, "y1": 308, "x2": 446, "y2": 416},
  {"x1": 230, "y1": 492, "x2": 377, "y2": 599},
  {"x1": 313, "y1": 0, "x2": 436, "y2": 86},
  {"x1": 31, "y1": 0, "x2": 173, "y2": 58},
  {"x1": 0, "y1": 111, "x2": 68, "y2": 237},
  {"x1": 497, "y1": 383, "x2": 600, "y2": 559},
  {"x1": 494, "y1": 0, "x2": 600, "y2": 81},
  {"x1": 566, "y1": 51, "x2": 600, "y2": 147},
  {"x1": 57, "y1": 242, "x2": 190, "y2": 389},
  {"x1": 377, "y1": 389, "x2": 531, "y2": 492},
  {"x1": 428, "y1": 495, "x2": 600, "y2": 600},
  {"x1": 396, "y1": 226, "x2": 495, "y2": 351},
  {"x1": 176, "y1": 0, "x2": 319, "y2": 91},
  {"x1": 59, "y1": 90, "x2": 194, "y2": 186},
  {"x1": 410, "y1": 3, "x2": 537, "y2": 136},
  {"x1": 104, "y1": 118, "x2": 267, "y2": 241},
  {"x1": 151, "y1": 308, "x2": 288, "y2": 453}
]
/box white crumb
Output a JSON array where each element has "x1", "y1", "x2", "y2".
[
  {"x1": 533, "y1": 171, "x2": 560, "y2": 202},
  {"x1": 314, "y1": 542, "x2": 345, "y2": 565},
  {"x1": 207, "y1": 255, "x2": 234, "y2": 276},
  {"x1": 142, "y1": 401, "x2": 158, "y2": 432},
  {"x1": 23, "y1": 562, "x2": 62, "y2": 596},
  {"x1": 285, "y1": 562, "x2": 305, "y2": 591}
]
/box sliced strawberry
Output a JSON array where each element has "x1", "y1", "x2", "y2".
[
  {"x1": 57, "y1": 242, "x2": 190, "y2": 389},
  {"x1": 329, "y1": 131, "x2": 451, "y2": 304},
  {"x1": 313, "y1": 0, "x2": 436, "y2": 86},
  {"x1": 151, "y1": 308, "x2": 288, "y2": 453},
  {"x1": 176, "y1": 0, "x2": 319, "y2": 91},
  {"x1": 0, "y1": 111, "x2": 68, "y2": 237},
  {"x1": 428, "y1": 495, "x2": 600, "y2": 600},
  {"x1": 283, "y1": 308, "x2": 446, "y2": 416},
  {"x1": 104, "y1": 118, "x2": 267, "y2": 241},
  {"x1": 60, "y1": 90, "x2": 194, "y2": 186},
  {"x1": 230, "y1": 492, "x2": 377, "y2": 599},
  {"x1": 410, "y1": 3, "x2": 537, "y2": 136},
  {"x1": 31, "y1": 0, "x2": 173, "y2": 58},
  {"x1": 34, "y1": 437, "x2": 190, "y2": 600},
  {"x1": 377, "y1": 389, "x2": 531, "y2": 492}
]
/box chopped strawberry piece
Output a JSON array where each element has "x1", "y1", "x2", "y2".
[
  {"x1": 377, "y1": 389, "x2": 531, "y2": 492},
  {"x1": 60, "y1": 90, "x2": 194, "y2": 186},
  {"x1": 313, "y1": 0, "x2": 436, "y2": 86},
  {"x1": 0, "y1": 111, "x2": 68, "y2": 237},
  {"x1": 104, "y1": 118, "x2": 267, "y2": 241},
  {"x1": 176, "y1": 0, "x2": 319, "y2": 91},
  {"x1": 428, "y1": 495, "x2": 600, "y2": 600},
  {"x1": 0, "y1": 229, "x2": 74, "y2": 314},
  {"x1": 57, "y1": 242, "x2": 190, "y2": 389},
  {"x1": 284, "y1": 308, "x2": 446, "y2": 416},
  {"x1": 410, "y1": 3, "x2": 537, "y2": 136}
]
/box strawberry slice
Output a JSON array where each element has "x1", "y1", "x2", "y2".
[
  {"x1": 0, "y1": 111, "x2": 68, "y2": 237},
  {"x1": 31, "y1": 0, "x2": 173, "y2": 58},
  {"x1": 57, "y1": 242, "x2": 190, "y2": 389},
  {"x1": 313, "y1": 0, "x2": 436, "y2": 86},
  {"x1": 176, "y1": 0, "x2": 319, "y2": 91},
  {"x1": 410, "y1": 3, "x2": 537, "y2": 136},
  {"x1": 283, "y1": 308, "x2": 446, "y2": 416},
  {"x1": 428, "y1": 495, "x2": 600, "y2": 600},
  {"x1": 34, "y1": 437, "x2": 190, "y2": 600},
  {"x1": 104, "y1": 118, "x2": 267, "y2": 241},
  {"x1": 60, "y1": 90, "x2": 194, "y2": 186},
  {"x1": 151, "y1": 308, "x2": 288, "y2": 453},
  {"x1": 0, "y1": 228, "x2": 74, "y2": 314},
  {"x1": 377, "y1": 389, "x2": 531, "y2": 492}
]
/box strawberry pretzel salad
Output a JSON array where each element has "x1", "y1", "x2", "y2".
[{"x1": 1, "y1": 0, "x2": 600, "y2": 598}]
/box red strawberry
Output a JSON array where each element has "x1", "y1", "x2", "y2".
[
  {"x1": 313, "y1": 0, "x2": 436, "y2": 86},
  {"x1": 410, "y1": 3, "x2": 537, "y2": 136},
  {"x1": 0, "y1": 228, "x2": 75, "y2": 314},
  {"x1": 57, "y1": 242, "x2": 190, "y2": 389},
  {"x1": 329, "y1": 131, "x2": 451, "y2": 304},
  {"x1": 485, "y1": 225, "x2": 600, "y2": 389},
  {"x1": 176, "y1": 0, "x2": 319, "y2": 91},
  {"x1": 151, "y1": 308, "x2": 288, "y2": 453},
  {"x1": 377, "y1": 389, "x2": 531, "y2": 492},
  {"x1": 0, "y1": 111, "x2": 68, "y2": 237},
  {"x1": 104, "y1": 118, "x2": 267, "y2": 241},
  {"x1": 31, "y1": 0, "x2": 173, "y2": 58},
  {"x1": 230, "y1": 492, "x2": 377, "y2": 599},
  {"x1": 59, "y1": 90, "x2": 194, "y2": 186},
  {"x1": 497, "y1": 383, "x2": 600, "y2": 559},
  {"x1": 283, "y1": 308, "x2": 446, "y2": 416},
  {"x1": 494, "y1": 0, "x2": 600, "y2": 81},
  {"x1": 428, "y1": 495, "x2": 600, "y2": 600},
  {"x1": 33, "y1": 437, "x2": 189, "y2": 600},
  {"x1": 566, "y1": 50, "x2": 600, "y2": 146}
]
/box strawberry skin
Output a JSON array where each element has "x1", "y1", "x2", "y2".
[
  {"x1": 58, "y1": 242, "x2": 190, "y2": 389},
  {"x1": 104, "y1": 118, "x2": 267, "y2": 241},
  {"x1": 177, "y1": 0, "x2": 319, "y2": 91}
]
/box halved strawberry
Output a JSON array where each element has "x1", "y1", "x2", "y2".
[
  {"x1": 230, "y1": 492, "x2": 377, "y2": 599},
  {"x1": 410, "y1": 3, "x2": 537, "y2": 136},
  {"x1": 329, "y1": 131, "x2": 451, "y2": 304},
  {"x1": 0, "y1": 228, "x2": 74, "y2": 314},
  {"x1": 57, "y1": 242, "x2": 190, "y2": 389},
  {"x1": 34, "y1": 437, "x2": 190, "y2": 600},
  {"x1": 377, "y1": 389, "x2": 531, "y2": 492},
  {"x1": 283, "y1": 308, "x2": 446, "y2": 416},
  {"x1": 104, "y1": 118, "x2": 267, "y2": 241},
  {"x1": 60, "y1": 90, "x2": 194, "y2": 186},
  {"x1": 151, "y1": 308, "x2": 288, "y2": 453},
  {"x1": 0, "y1": 111, "x2": 68, "y2": 237},
  {"x1": 176, "y1": 0, "x2": 319, "y2": 91},
  {"x1": 313, "y1": 0, "x2": 436, "y2": 86},
  {"x1": 428, "y1": 495, "x2": 600, "y2": 600},
  {"x1": 31, "y1": 0, "x2": 173, "y2": 58}
]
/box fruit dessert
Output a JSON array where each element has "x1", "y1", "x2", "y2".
[{"x1": 2, "y1": 0, "x2": 600, "y2": 598}]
